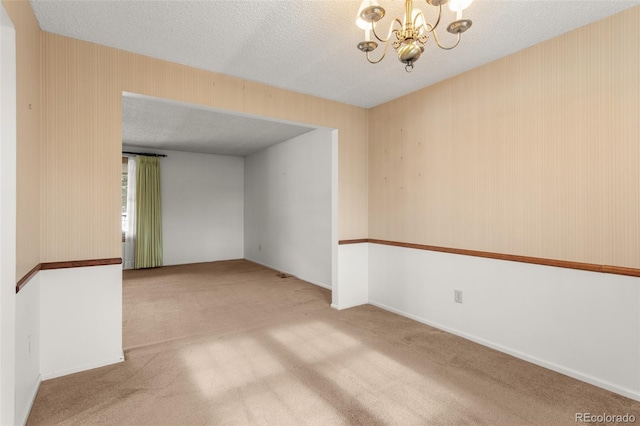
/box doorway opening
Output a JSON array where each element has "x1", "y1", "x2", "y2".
[{"x1": 120, "y1": 92, "x2": 338, "y2": 349}]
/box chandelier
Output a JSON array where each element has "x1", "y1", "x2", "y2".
[{"x1": 356, "y1": 0, "x2": 473, "y2": 72}]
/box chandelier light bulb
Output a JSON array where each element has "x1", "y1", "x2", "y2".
[
  {"x1": 412, "y1": 8, "x2": 426, "y2": 36},
  {"x1": 448, "y1": 0, "x2": 473, "y2": 12},
  {"x1": 356, "y1": 16, "x2": 367, "y2": 30},
  {"x1": 356, "y1": 0, "x2": 381, "y2": 29}
]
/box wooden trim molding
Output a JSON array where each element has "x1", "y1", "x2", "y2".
[
  {"x1": 15, "y1": 263, "x2": 42, "y2": 294},
  {"x1": 338, "y1": 239, "x2": 640, "y2": 278},
  {"x1": 338, "y1": 239, "x2": 370, "y2": 245},
  {"x1": 40, "y1": 258, "x2": 122, "y2": 270},
  {"x1": 15, "y1": 258, "x2": 123, "y2": 293}
]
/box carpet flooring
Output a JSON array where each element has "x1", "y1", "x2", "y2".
[{"x1": 27, "y1": 259, "x2": 640, "y2": 425}]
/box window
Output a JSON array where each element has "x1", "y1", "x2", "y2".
[{"x1": 122, "y1": 157, "x2": 128, "y2": 241}]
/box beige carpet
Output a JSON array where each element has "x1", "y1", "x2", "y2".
[{"x1": 28, "y1": 260, "x2": 640, "y2": 425}]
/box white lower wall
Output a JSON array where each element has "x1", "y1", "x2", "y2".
[
  {"x1": 368, "y1": 243, "x2": 640, "y2": 400},
  {"x1": 123, "y1": 146, "x2": 245, "y2": 267},
  {"x1": 333, "y1": 244, "x2": 368, "y2": 310},
  {"x1": 40, "y1": 265, "x2": 123, "y2": 379},
  {"x1": 15, "y1": 276, "x2": 40, "y2": 426},
  {"x1": 244, "y1": 129, "x2": 333, "y2": 287},
  {"x1": 0, "y1": 5, "x2": 16, "y2": 424}
]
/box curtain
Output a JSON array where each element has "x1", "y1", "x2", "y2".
[
  {"x1": 135, "y1": 155, "x2": 163, "y2": 269},
  {"x1": 123, "y1": 157, "x2": 137, "y2": 269}
]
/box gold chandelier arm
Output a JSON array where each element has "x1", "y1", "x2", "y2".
[
  {"x1": 365, "y1": 38, "x2": 393, "y2": 64},
  {"x1": 413, "y1": 10, "x2": 426, "y2": 35},
  {"x1": 417, "y1": 3, "x2": 442, "y2": 32},
  {"x1": 430, "y1": 28, "x2": 462, "y2": 50},
  {"x1": 371, "y1": 18, "x2": 403, "y2": 43}
]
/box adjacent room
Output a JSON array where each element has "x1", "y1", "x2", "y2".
[
  {"x1": 119, "y1": 94, "x2": 337, "y2": 351},
  {"x1": 119, "y1": 93, "x2": 334, "y2": 281},
  {"x1": 2, "y1": 0, "x2": 640, "y2": 424}
]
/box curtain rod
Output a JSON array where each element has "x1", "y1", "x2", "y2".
[{"x1": 122, "y1": 151, "x2": 167, "y2": 158}]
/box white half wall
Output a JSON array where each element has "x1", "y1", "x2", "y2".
[
  {"x1": 40, "y1": 265, "x2": 124, "y2": 380},
  {"x1": 244, "y1": 129, "x2": 333, "y2": 288},
  {"x1": 368, "y1": 242, "x2": 640, "y2": 400},
  {"x1": 0, "y1": 5, "x2": 16, "y2": 424},
  {"x1": 15, "y1": 276, "x2": 40, "y2": 426},
  {"x1": 333, "y1": 244, "x2": 368, "y2": 310},
  {"x1": 123, "y1": 146, "x2": 244, "y2": 266}
]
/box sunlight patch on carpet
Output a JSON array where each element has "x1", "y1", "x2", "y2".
[
  {"x1": 268, "y1": 321, "x2": 361, "y2": 363},
  {"x1": 181, "y1": 337, "x2": 285, "y2": 398}
]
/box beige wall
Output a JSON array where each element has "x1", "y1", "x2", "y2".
[
  {"x1": 10, "y1": 1, "x2": 639, "y2": 271},
  {"x1": 2, "y1": 0, "x2": 41, "y2": 280},
  {"x1": 41, "y1": 32, "x2": 369, "y2": 262},
  {"x1": 369, "y1": 6, "x2": 640, "y2": 269}
]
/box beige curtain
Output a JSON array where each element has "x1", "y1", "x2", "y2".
[{"x1": 135, "y1": 155, "x2": 163, "y2": 268}]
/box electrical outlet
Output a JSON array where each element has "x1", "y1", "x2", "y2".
[
  {"x1": 454, "y1": 290, "x2": 463, "y2": 304},
  {"x1": 259, "y1": 244, "x2": 262, "y2": 251},
  {"x1": 27, "y1": 335, "x2": 31, "y2": 355}
]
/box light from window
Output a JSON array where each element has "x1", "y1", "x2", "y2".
[{"x1": 122, "y1": 157, "x2": 128, "y2": 239}]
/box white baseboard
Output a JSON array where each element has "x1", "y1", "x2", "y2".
[
  {"x1": 16, "y1": 374, "x2": 41, "y2": 426},
  {"x1": 307, "y1": 280, "x2": 331, "y2": 290},
  {"x1": 244, "y1": 257, "x2": 331, "y2": 290},
  {"x1": 331, "y1": 302, "x2": 366, "y2": 311},
  {"x1": 368, "y1": 300, "x2": 640, "y2": 402},
  {"x1": 41, "y1": 352, "x2": 125, "y2": 381}
]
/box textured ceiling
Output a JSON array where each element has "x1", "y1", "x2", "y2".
[
  {"x1": 31, "y1": 0, "x2": 640, "y2": 108},
  {"x1": 122, "y1": 94, "x2": 315, "y2": 156}
]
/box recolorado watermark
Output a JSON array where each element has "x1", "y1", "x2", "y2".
[{"x1": 575, "y1": 413, "x2": 636, "y2": 423}]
